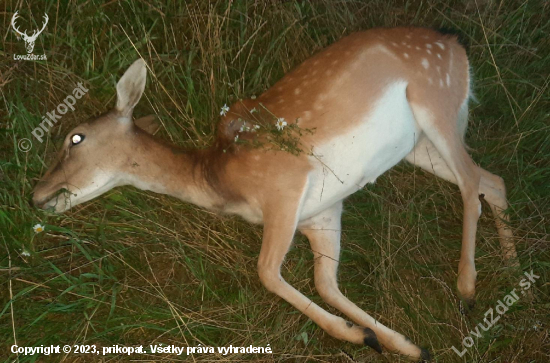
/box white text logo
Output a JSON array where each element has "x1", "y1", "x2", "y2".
[{"x1": 11, "y1": 11, "x2": 48, "y2": 60}]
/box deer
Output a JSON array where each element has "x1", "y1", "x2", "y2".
[
  {"x1": 32, "y1": 27, "x2": 518, "y2": 361},
  {"x1": 11, "y1": 11, "x2": 49, "y2": 54}
]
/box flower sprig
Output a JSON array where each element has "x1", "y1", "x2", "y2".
[
  {"x1": 228, "y1": 101, "x2": 314, "y2": 156},
  {"x1": 220, "y1": 104, "x2": 230, "y2": 116},
  {"x1": 275, "y1": 118, "x2": 287, "y2": 131}
]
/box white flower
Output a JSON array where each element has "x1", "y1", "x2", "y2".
[
  {"x1": 33, "y1": 224, "x2": 45, "y2": 233},
  {"x1": 275, "y1": 118, "x2": 287, "y2": 131},
  {"x1": 250, "y1": 107, "x2": 258, "y2": 113},
  {"x1": 239, "y1": 124, "x2": 246, "y2": 132},
  {"x1": 254, "y1": 124, "x2": 260, "y2": 129},
  {"x1": 220, "y1": 104, "x2": 230, "y2": 116},
  {"x1": 234, "y1": 135, "x2": 239, "y2": 142},
  {"x1": 251, "y1": 95, "x2": 257, "y2": 99},
  {"x1": 21, "y1": 249, "x2": 30, "y2": 257}
]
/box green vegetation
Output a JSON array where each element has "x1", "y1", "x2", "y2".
[{"x1": 1, "y1": 1, "x2": 548, "y2": 362}]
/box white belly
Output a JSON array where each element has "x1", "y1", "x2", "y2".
[{"x1": 299, "y1": 81, "x2": 421, "y2": 221}]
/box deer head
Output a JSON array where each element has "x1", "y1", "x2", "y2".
[
  {"x1": 11, "y1": 11, "x2": 49, "y2": 53},
  {"x1": 32, "y1": 59, "x2": 162, "y2": 213}
]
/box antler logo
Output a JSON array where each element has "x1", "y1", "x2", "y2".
[{"x1": 11, "y1": 11, "x2": 48, "y2": 54}]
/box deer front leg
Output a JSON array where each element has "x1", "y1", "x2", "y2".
[
  {"x1": 299, "y1": 202, "x2": 430, "y2": 361},
  {"x1": 257, "y1": 195, "x2": 382, "y2": 353}
]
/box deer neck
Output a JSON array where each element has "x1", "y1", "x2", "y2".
[{"x1": 122, "y1": 129, "x2": 227, "y2": 210}]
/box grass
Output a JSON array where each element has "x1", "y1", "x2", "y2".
[{"x1": 1, "y1": 0, "x2": 549, "y2": 362}]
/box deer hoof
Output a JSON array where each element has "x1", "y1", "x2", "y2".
[
  {"x1": 418, "y1": 347, "x2": 431, "y2": 362},
  {"x1": 362, "y1": 327, "x2": 382, "y2": 354},
  {"x1": 459, "y1": 298, "x2": 476, "y2": 315}
]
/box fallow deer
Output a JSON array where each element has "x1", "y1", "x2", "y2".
[{"x1": 33, "y1": 27, "x2": 518, "y2": 361}]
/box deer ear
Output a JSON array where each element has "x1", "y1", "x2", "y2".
[
  {"x1": 116, "y1": 59, "x2": 147, "y2": 117},
  {"x1": 134, "y1": 115, "x2": 161, "y2": 135}
]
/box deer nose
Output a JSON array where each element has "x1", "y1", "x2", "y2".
[
  {"x1": 32, "y1": 191, "x2": 47, "y2": 209},
  {"x1": 32, "y1": 181, "x2": 53, "y2": 209},
  {"x1": 32, "y1": 198, "x2": 44, "y2": 209}
]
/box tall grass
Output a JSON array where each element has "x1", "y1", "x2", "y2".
[{"x1": 1, "y1": 1, "x2": 549, "y2": 362}]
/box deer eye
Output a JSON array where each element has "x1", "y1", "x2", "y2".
[{"x1": 71, "y1": 134, "x2": 85, "y2": 145}]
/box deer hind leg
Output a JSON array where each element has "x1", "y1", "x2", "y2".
[
  {"x1": 477, "y1": 168, "x2": 518, "y2": 263},
  {"x1": 406, "y1": 137, "x2": 518, "y2": 264},
  {"x1": 299, "y1": 202, "x2": 430, "y2": 361},
  {"x1": 407, "y1": 105, "x2": 481, "y2": 308}
]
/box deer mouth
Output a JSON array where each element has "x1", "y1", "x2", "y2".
[{"x1": 33, "y1": 186, "x2": 73, "y2": 213}]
